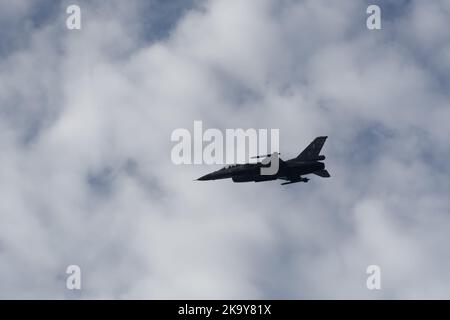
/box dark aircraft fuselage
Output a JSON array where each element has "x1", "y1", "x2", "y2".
[{"x1": 197, "y1": 160, "x2": 324, "y2": 183}]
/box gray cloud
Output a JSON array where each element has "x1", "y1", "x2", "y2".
[{"x1": 0, "y1": 0, "x2": 449, "y2": 299}]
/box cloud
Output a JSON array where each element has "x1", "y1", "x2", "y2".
[{"x1": 0, "y1": 0, "x2": 449, "y2": 298}]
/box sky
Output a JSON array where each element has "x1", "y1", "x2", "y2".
[{"x1": 0, "y1": 0, "x2": 449, "y2": 299}]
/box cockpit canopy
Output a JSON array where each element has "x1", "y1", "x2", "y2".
[{"x1": 223, "y1": 164, "x2": 238, "y2": 169}]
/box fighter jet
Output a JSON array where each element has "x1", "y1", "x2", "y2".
[{"x1": 196, "y1": 136, "x2": 330, "y2": 185}]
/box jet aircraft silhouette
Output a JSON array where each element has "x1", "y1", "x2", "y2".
[{"x1": 197, "y1": 136, "x2": 330, "y2": 185}]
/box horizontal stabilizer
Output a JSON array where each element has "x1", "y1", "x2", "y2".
[{"x1": 313, "y1": 169, "x2": 330, "y2": 178}]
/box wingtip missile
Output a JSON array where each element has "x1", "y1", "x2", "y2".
[{"x1": 250, "y1": 152, "x2": 281, "y2": 159}]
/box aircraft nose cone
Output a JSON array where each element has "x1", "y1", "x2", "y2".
[{"x1": 197, "y1": 173, "x2": 213, "y2": 181}]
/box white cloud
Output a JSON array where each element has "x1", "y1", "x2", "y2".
[{"x1": 0, "y1": 0, "x2": 449, "y2": 299}]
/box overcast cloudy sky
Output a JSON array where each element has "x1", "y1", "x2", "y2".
[{"x1": 0, "y1": 0, "x2": 449, "y2": 299}]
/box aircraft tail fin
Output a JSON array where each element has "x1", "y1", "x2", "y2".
[{"x1": 296, "y1": 136, "x2": 327, "y2": 160}]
